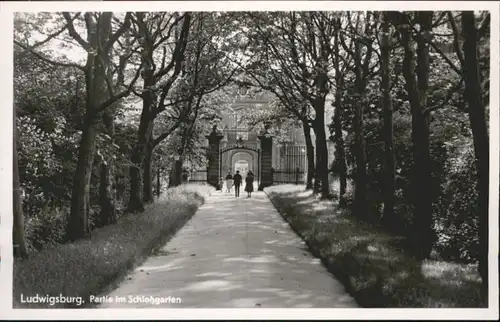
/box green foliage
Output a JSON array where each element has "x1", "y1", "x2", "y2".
[
  {"x1": 341, "y1": 100, "x2": 479, "y2": 263},
  {"x1": 434, "y1": 144, "x2": 479, "y2": 263},
  {"x1": 334, "y1": 32, "x2": 480, "y2": 261},
  {"x1": 25, "y1": 206, "x2": 67, "y2": 253},
  {"x1": 16, "y1": 115, "x2": 78, "y2": 213},
  {"x1": 14, "y1": 46, "x2": 138, "y2": 250},
  {"x1": 239, "y1": 97, "x2": 302, "y2": 143}
]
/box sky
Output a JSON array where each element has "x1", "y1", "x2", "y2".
[{"x1": 14, "y1": 12, "x2": 87, "y2": 63}]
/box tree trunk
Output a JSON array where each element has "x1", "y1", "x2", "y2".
[
  {"x1": 127, "y1": 150, "x2": 144, "y2": 212},
  {"x1": 13, "y1": 106, "x2": 28, "y2": 258},
  {"x1": 302, "y1": 120, "x2": 315, "y2": 190},
  {"x1": 98, "y1": 154, "x2": 117, "y2": 227},
  {"x1": 168, "y1": 158, "x2": 184, "y2": 188},
  {"x1": 168, "y1": 114, "x2": 198, "y2": 189},
  {"x1": 97, "y1": 122, "x2": 117, "y2": 227},
  {"x1": 126, "y1": 78, "x2": 155, "y2": 213},
  {"x1": 68, "y1": 13, "x2": 110, "y2": 240},
  {"x1": 97, "y1": 111, "x2": 117, "y2": 227},
  {"x1": 381, "y1": 13, "x2": 397, "y2": 228},
  {"x1": 156, "y1": 166, "x2": 161, "y2": 198},
  {"x1": 462, "y1": 10, "x2": 489, "y2": 300},
  {"x1": 126, "y1": 13, "x2": 157, "y2": 212},
  {"x1": 68, "y1": 18, "x2": 97, "y2": 241},
  {"x1": 352, "y1": 34, "x2": 369, "y2": 217},
  {"x1": 333, "y1": 20, "x2": 347, "y2": 206},
  {"x1": 68, "y1": 115, "x2": 97, "y2": 241},
  {"x1": 353, "y1": 96, "x2": 367, "y2": 216},
  {"x1": 312, "y1": 123, "x2": 321, "y2": 194},
  {"x1": 96, "y1": 14, "x2": 117, "y2": 227},
  {"x1": 333, "y1": 97, "x2": 347, "y2": 206},
  {"x1": 400, "y1": 12, "x2": 434, "y2": 259},
  {"x1": 313, "y1": 99, "x2": 330, "y2": 199},
  {"x1": 414, "y1": 11, "x2": 435, "y2": 258},
  {"x1": 142, "y1": 143, "x2": 154, "y2": 203}
]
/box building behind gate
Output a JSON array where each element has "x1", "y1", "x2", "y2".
[{"x1": 188, "y1": 91, "x2": 335, "y2": 187}]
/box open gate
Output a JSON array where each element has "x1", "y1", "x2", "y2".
[{"x1": 219, "y1": 143, "x2": 261, "y2": 185}]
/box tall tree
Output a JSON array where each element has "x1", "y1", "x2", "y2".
[
  {"x1": 13, "y1": 12, "x2": 143, "y2": 240},
  {"x1": 95, "y1": 14, "x2": 125, "y2": 227},
  {"x1": 292, "y1": 12, "x2": 331, "y2": 198},
  {"x1": 167, "y1": 98, "x2": 202, "y2": 188},
  {"x1": 397, "y1": 11, "x2": 435, "y2": 258},
  {"x1": 148, "y1": 12, "x2": 240, "y2": 191},
  {"x1": 461, "y1": 10, "x2": 490, "y2": 300},
  {"x1": 409, "y1": 10, "x2": 489, "y2": 274},
  {"x1": 380, "y1": 12, "x2": 397, "y2": 227},
  {"x1": 66, "y1": 12, "x2": 140, "y2": 240},
  {"x1": 339, "y1": 12, "x2": 376, "y2": 215},
  {"x1": 237, "y1": 71, "x2": 316, "y2": 190},
  {"x1": 15, "y1": 12, "x2": 142, "y2": 240},
  {"x1": 331, "y1": 16, "x2": 349, "y2": 204},
  {"x1": 245, "y1": 12, "x2": 334, "y2": 197},
  {"x1": 126, "y1": 12, "x2": 192, "y2": 212}
]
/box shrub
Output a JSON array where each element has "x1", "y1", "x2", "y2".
[
  {"x1": 434, "y1": 144, "x2": 479, "y2": 263},
  {"x1": 335, "y1": 104, "x2": 479, "y2": 263},
  {"x1": 24, "y1": 206, "x2": 68, "y2": 253}
]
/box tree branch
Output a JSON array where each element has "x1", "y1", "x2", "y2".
[
  {"x1": 410, "y1": 22, "x2": 463, "y2": 77},
  {"x1": 14, "y1": 40, "x2": 86, "y2": 71},
  {"x1": 153, "y1": 118, "x2": 183, "y2": 147},
  {"x1": 241, "y1": 63, "x2": 309, "y2": 123},
  {"x1": 153, "y1": 13, "x2": 186, "y2": 50},
  {"x1": 447, "y1": 11, "x2": 465, "y2": 68},
  {"x1": 15, "y1": 14, "x2": 79, "y2": 58},
  {"x1": 153, "y1": 13, "x2": 192, "y2": 81},
  {"x1": 105, "y1": 12, "x2": 132, "y2": 53},
  {"x1": 94, "y1": 61, "x2": 144, "y2": 115},
  {"x1": 433, "y1": 12, "x2": 447, "y2": 27},
  {"x1": 339, "y1": 29, "x2": 356, "y2": 59},
  {"x1": 62, "y1": 12, "x2": 91, "y2": 51}
]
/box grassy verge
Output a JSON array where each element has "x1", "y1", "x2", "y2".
[
  {"x1": 266, "y1": 184, "x2": 484, "y2": 308},
  {"x1": 13, "y1": 183, "x2": 214, "y2": 309}
]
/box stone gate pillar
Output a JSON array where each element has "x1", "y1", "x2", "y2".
[
  {"x1": 258, "y1": 130, "x2": 273, "y2": 191},
  {"x1": 206, "y1": 125, "x2": 223, "y2": 189}
]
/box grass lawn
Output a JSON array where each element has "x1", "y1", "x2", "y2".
[
  {"x1": 13, "y1": 183, "x2": 214, "y2": 308},
  {"x1": 266, "y1": 184, "x2": 485, "y2": 308}
]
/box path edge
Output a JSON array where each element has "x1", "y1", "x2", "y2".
[
  {"x1": 84, "y1": 193, "x2": 210, "y2": 309},
  {"x1": 263, "y1": 188, "x2": 366, "y2": 308}
]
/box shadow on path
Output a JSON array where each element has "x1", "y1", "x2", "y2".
[{"x1": 99, "y1": 191, "x2": 358, "y2": 308}]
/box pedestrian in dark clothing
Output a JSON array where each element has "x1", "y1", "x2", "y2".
[
  {"x1": 245, "y1": 170, "x2": 254, "y2": 198},
  {"x1": 233, "y1": 170, "x2": 242, "y2": 197},
  {"x1": 225, "y1": 171, "x2": 233, "y2": 193}
]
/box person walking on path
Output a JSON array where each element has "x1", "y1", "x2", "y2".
[
  {"x1": 245, "y1": 170, "x2": 255, "y2": 198},
  {"x1": 233, "y1": 170, "x2": 242, "y2": 197},
  {"x1": 219, "y1": 177, "x2": 224, "y2": 192},
  {"x1": 225, "y1": 171, "x2": 233, "y2": 193}
]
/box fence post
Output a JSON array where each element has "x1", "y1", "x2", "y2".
[{"x1": 295, "y1": 167, "x2": 299, "y2": 184}]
